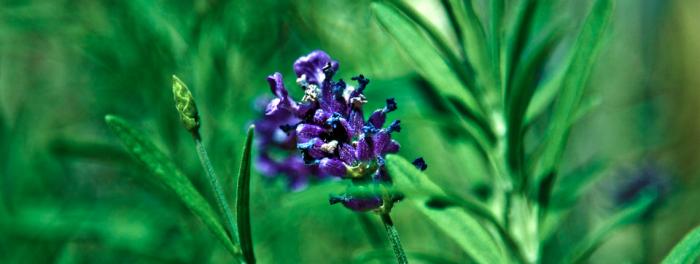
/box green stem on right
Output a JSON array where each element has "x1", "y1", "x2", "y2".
[
  {"x1": 194, "y1": 133, "x2": 239, "y2": 245},
  {"x1": 380, "y1": 213, "x2": 408, "y2": 264}
]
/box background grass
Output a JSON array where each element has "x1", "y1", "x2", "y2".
[{"x1": 1, "y1": 0, "x2": 699, "y2": 263}]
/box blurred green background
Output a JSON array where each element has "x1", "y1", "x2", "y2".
[{"x1": 1, "y1": 0, "x2": 699, "y2": 263}]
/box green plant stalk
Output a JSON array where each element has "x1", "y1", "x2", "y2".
[
  {"x1": 380, "y1": 213, "x2": 408, "y2": 264},
  {"x1": 194, "y1": 134, "x2": 239, "y2": 245}
]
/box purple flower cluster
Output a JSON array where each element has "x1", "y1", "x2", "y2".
[{"x1": 255, "y1": 50, "x2": 411, "y2": 211}]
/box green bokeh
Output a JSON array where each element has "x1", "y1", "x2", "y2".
[{"x1": 1, "y1": 0, "x2": 698, "y2": 263}]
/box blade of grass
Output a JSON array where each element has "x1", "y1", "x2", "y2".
[
  {"x1": 104, "y1": 115, "x2": 241, "y2": 258},
  {"x1": 445, "y1": 0, "x2": 493, "y2": 93},
  {"x1": 533, "y1": 0, "x2": 614, "y2": 185},
  {"x1": 236, "y1": 125, "x2": 255, "y2": 264},
  {"x1": 662, "y1": 225, "x2": 700, "y2": 264}
]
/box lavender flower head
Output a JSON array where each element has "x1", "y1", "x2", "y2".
[{"x1": 255, "y1": 50, "x2": 415, "y2": 212}]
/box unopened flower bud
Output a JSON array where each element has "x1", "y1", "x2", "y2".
[{"x1": 172, "y1": 75, "x2": 200, "y2": 133}]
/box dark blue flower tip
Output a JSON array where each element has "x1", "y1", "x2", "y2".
[
  {"x1": 412, "y1": 157, "x2": 427, "y2": 171},
  {"x1": 351, "y1": 74, "x2": 370, "y2": 94},
  {"x1": 279, "y1": 124, "x2": 295, "y2": 134},
  {"x1": 322, "y1": 62, "x2": 336, "y2": 77},
  {"x1": 326, "y1": 112, "x2": 343, "y2": 127},
  {"x1": 385, "y1": 98, "x2": 397, "y2": 112},
  {"x1": 329, "y1": 194, "x2": 383, "y2": 212},
  {"x1": 387, "y1": 120, "x2": 401, "y2": 133},
  {"x1": 362, "y1": 124, "x2": 380, "y2": 134}
]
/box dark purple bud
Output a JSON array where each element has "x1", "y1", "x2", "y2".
[
  {"x1": 412, "y1": 157, "x2": 428, "y2": 171},
  {"x1": 351, "y1": 74, "x2": 370, "y2": 95},
  {"x1": 387, "y1": 120, "x2": 401, "y2": 133},
  {"x1": 319, "y1": 158, "x2": 347, "y2": 177},
  {"x1": 368, "y1": 109, "x2": 386, "y2": 129},
  {"x1": 385, "y1": 98, "x2": 397, "y2": 112},
  {"x1": 329, "y1": 194, "x2": 382, "y2": 212},
  {"x1": 383, "y1": 140, "x2": 400, "y2": 154}
]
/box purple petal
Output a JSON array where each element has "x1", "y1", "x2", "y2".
[
  {"x1": 256, "y1": 154, "x2": 278, "y2": 177},
  {"x1": 339, "y1": 143, "x2": 357, "y2": 164},
  {"x1": 349, "y1": 109, "x2": 365, "y2": 133},
  {"x1": 368, "y1": 109, "x2": 386, "y2": 128},
  {"x1": 356, "y1": 135, "x2": 373, "y2": 161},
  {"x1": 264, "y1": 98, "x2": 284, "y2": 116},
  {"x1": 383, "y1": 140, "x2": 400, "y2": 154},
  {"x1": 267, "y1": 72, "x2": 288, "y2": 99},
  {"x1": 297, "y1": 138, "x2": 325, "y2": 159},
  {"x1": 372, "y1": 131, "x2": 390, "y2": 156},
  {"x1": 294, "y1": 50, "x2": 339, "y2": 85},
  {"x1": 313, "y1": 109, "x2": 331, "y2": 125},
  {"x1": 296, "y1": 124, "x2": 324, "y2": 143},
  {"x1": 319, "y1": 158, "x2": 347, "y2": 177}
]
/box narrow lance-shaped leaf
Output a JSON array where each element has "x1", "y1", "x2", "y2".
[
  {"x1": 662, "y1": 225, "x2": 700, "y2": 264},
  {"x1": 385, "y1": 155, "x2": 509, "y2": 264},
  {"x1": 104, "y1": 115, "x2": 241, "y2": 258},
  {"x1": 445, "y1": 0, "x2": 494, "y2": 93},
  {"x1": 533, "y1": 0, "x2": 614, "y2": 184},
  {"x1": 371, "y1": 2, "x2": 486, "y2": 122},
  {"x1": 236, "y1": 125, "x2": 255, "y2": 264}
]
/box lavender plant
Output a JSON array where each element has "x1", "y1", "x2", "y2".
[
  {"x1": 90, "y1": 1, "x2": 700, "y2": 263},
  {"x1": 254, "y1": 50, "x2": 423, "y2": 263}
]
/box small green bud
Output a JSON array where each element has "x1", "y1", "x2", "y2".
[{"x1": 172, "y1": 75, "x2": 200, "y2": 133}]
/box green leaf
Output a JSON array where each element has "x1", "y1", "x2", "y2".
[
  {"x1": 104, "y1": 115, "x2": 241, "y2": 257},
  {"x1": 236, "y1": 125, "x2": 255, "y2": 264},
  {"x1": 662, "y1": 226, "x2": 700, "y2": 264},
  {"x1": 444, "y1": 0, "x2": 493, "y2": 91},
  {"x1": 533, "y1": 0, "x2": 614, "y2": 183},
  {"x1": 561, "y1": 194, "x2": 655, "y2": 263},
  {"x1": 549, "y1": 159, "x2": 608, "y2": 210},
  {"x1": 371, "y1": 2, "x2": 484, "y2": 121},
  {"x1": 385, "y1": 155, "x2": 508, "y2": 264}
]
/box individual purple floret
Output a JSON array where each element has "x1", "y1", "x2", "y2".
[{"x1": 255, "y1": 50, "x2": 410, "y2": 211}]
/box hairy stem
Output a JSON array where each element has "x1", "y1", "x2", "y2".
[
  {"x1": 380, "y1": 213, "x2": 408, "y2": 264},
  {"x1": 194, "y1": 133, "x2": 239, "y2": 244}
]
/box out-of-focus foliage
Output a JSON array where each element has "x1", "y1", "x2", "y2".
[{"x1": 0, "y1": 0, "x2": 699, "y2": 263}]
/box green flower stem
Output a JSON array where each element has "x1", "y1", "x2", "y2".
[
  {"x1": 380, "y1": 213, "x2": 408, "y2": 264},
  {"x1": 194, "y1": 134, "x2": 239, "y2": 245}
]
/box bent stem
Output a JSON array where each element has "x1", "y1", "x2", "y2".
[
  {"x1": 194, "y1": 132, "x2": 239, "y2": 244},
  {"x1": 380, "y1": 213, "x2": 408, "y2": 264}
]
